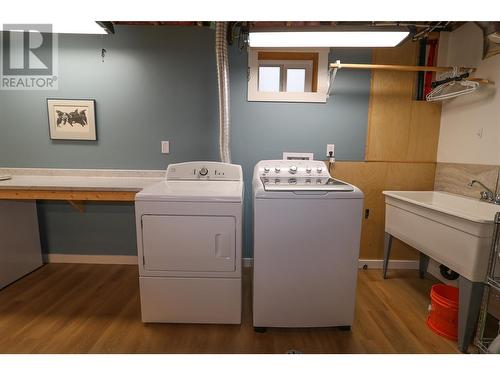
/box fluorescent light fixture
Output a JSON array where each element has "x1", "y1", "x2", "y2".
[
  {"x1": 0, "y1": 22, "x2": 112, "y2": 34},
  {"x1": 52, "y1": 22, "x2": 111, "y2": 34},
  {"x1": 249, "y1": 31, "x2": 410, "y2": 48}
]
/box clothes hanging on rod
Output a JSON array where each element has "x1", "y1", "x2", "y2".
[
  {"x1": 327, "y1": 61, "x2": 494, "y2": 101},
  {"x1": 424, "y1": 40, "x2": 439, "y2": 97},
  {"x1": 431, "y1": 72, "x2": 470, "y2": 88},
  {"x1": 416, "y1": 38, "x2": 428, "y2": 100},
  {"x1": 426, "y1": 67, "x2": 480, "y2": 101},
  {"x1": 328, "y1": 62, "x2": 477, "y2": 72}
]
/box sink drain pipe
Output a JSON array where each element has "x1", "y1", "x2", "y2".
[{"x1": 215, "y1": 22, "x2": 231, "y2": 164}]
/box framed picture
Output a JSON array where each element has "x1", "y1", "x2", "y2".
[{"x1": 47, "y1": 99, "x2": 97, "y2": 140}]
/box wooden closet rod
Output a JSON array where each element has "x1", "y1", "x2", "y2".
[{"x1": 329, "y1": 63, "x2": 477, "y2": 73}]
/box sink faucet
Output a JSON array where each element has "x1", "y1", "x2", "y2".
[{"x1": 468, "y1": 180, "x2": 500, "y2": 205}]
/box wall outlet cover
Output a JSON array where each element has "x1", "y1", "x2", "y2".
[
  {"x1": 161, "y1": 141, "x2": 170, "y2": 154},
  {"x1": 327, "y1": 144, "x2": 335, "y2": 157}
]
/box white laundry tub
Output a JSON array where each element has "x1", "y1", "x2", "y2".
[
  {"x1": 382, "y1": 190, "x2": 499, "y2": 353},
  {"x1": 383, "y1": 190, "x2": 498, "y2": 282}
]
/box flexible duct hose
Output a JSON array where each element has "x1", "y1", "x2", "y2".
[{"x1": 215, "y1": 22, "x2": 231, "y2": 163}]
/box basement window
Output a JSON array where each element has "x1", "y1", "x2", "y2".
[{"x1": 248, "y1": 48, "x2": 329, "y2": 103}]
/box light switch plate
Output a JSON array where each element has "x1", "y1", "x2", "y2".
[{"x1": 161, "y1": 141, "x2": 170, "y2": 154}]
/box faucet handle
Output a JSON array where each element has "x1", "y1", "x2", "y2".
[{"x1": 480, "y1": 191, "x2": 491, "y2": 201}]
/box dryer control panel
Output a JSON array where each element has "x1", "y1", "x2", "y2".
[{"x1": 166, "y1": 161, "x2": 243, "y2": 181}]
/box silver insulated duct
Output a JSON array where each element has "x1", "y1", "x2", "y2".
[{"x1": 215, "y1": 22, "x2": 231, "y2": 163}]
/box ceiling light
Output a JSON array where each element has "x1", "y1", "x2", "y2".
[
  {"x1": 53, "y1": 21, "x2": 113, "y2": 34},
  {"x1": 248, "y1": 30, "x2": 410, "y2": 48}
]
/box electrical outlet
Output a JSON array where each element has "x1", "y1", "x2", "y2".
[
  {"x1": 161, "y1": 141, "x2": 170, "y2": 154},
  {"x1": 476, "y1": 128, "x2": 483, "y2": 139},
  {"x1": 326, "y1": 144, "x2": 335, "y2": 157}
]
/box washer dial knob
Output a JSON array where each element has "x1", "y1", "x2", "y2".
[
  {"x1": 275, "y1": 167, "x2": 281, "y2": 173},
  {"x1": 316, "y1": 167, "x2": 323, "y2": 173},
  {"x1": 199, "y1": 167, "x2": 208, "y2": 176},
  {"x1": 263, "y1": 167, "x2": 270, "y2": 173},
  {"x1": 289, "y1": 166, "x2": 298, "y2": 174}
]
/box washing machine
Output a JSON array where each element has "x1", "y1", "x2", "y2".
[
  {"x1": 135, "y1": 161, "x2": 243, "y2": 324},
  {"x1": 252, "y1": 160, "x2": 363, "y2": 330}
]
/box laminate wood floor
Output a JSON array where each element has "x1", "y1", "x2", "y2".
[{"x1": 0, "y1": 264, "x2": 460, "y2": 354}]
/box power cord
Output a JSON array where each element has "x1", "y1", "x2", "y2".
[{"x1": 328, "y1": 151, "x2": 335, "y2": 176}]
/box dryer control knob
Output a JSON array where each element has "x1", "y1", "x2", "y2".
[
  {"x1": 275, "y1": 167, "x2": 281, "y2": 173},
  {"x1": 289, "y1": 166, "x2": 298, "y2": 174},
  {"x1": 306, "y1": 167, "x2": 312, "y2": 173},
  {"x1": 316, "y1": 167, "x2": 323, "y2": 173},
  {"x1": 199, "y1": 167, "x2": 209, "y2": 176},
  {"x1": 263, "y1": 167, "x2": 270, "y2": 173}
]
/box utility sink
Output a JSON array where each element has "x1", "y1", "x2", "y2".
[
  {"x1": 383, "y1": 191, "x2": 498, "y2": 282},
  {"x1": 382, "y1": 190, "x2": 499, "y2": 353}
]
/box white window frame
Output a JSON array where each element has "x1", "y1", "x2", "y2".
[
  {"x1": 258, "y1": 60, "x2": 313, "y2": 93},
  {"x1": 248, "y1": 47, "x2": 330, "y2": 103}
]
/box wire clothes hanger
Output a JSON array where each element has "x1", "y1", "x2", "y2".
[{"x1": 425, "y1": 66, "x2": 480, "y2": 101}]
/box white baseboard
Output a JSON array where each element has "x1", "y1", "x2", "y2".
[
  {"x1": 358, "y1": 259, "x2": 419, "y2": 270},
  {"x1": 43, "y1": 254, "x2": 138, "y2": 265},
  {"x1": 43, "y1": 255, "x2": 419, "y2": 270},
  {"x1": 243, "y1": 258, "x2": 418, "y2": 270}
]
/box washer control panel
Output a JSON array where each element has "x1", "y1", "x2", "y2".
[
  {"x1": 258, "y1": 160, "x2": 329, "y2": 178},
  {"x1": 166, "y1": 161, "x2": 242, "y2": 181},
  {"x1": 256, "y1": 160, "x2": 353, "y2": 192}
]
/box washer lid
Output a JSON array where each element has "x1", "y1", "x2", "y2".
[{"x1": 136, "y1": 180, "x2": 243, "y2": 202}]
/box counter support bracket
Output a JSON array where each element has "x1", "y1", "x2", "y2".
[{"x1": 67, "y1": 200, "x2": 86, "y2": 213}]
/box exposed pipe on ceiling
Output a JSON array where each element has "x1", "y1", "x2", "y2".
[{"x1": 215, "y1": 22, "x2": 231, "y2": 164}]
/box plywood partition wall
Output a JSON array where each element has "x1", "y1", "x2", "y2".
[
  {"x1": 330, "y1": 162, "x2": 436, "y2": 260},
  {"x1": 366, "y1": 40, "x2": 442, "y2": 162},
  {"x1": 331, "y1": 39, "x2": 442, "y2": 261}
]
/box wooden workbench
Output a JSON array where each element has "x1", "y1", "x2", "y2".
[{"x1": 0, "y1": 168, "x2": 164, "y2": 207}]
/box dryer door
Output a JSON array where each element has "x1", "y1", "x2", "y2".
[{"x1": 141, "y1": 215, "x2": 236, "y2": 272}]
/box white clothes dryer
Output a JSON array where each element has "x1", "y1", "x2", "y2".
[{"x1": 135, "y1": 161, "x2": 243, "y2": 324}]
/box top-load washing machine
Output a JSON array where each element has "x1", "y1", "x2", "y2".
[
  {"x1": 252, "y1": 160, "x2": 363, "y2": 330},
  {"x1": 135, "y1": 161, "x2": 243, "y2": 324}
]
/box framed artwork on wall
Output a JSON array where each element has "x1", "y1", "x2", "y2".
[{"x1": 47, "y1": 99, "x2": 97, "y2": 140}]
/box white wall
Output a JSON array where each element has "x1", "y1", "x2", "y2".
[{"x1": 437, "y1": 22, "x2": 500, "y2": 166}]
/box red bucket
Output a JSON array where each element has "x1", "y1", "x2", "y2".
[{"x1": 427, "y1": 284, "x2": 459, "y2": 341}]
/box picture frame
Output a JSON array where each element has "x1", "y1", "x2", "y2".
[{"x1": 47, "y1": 99, "x2": 97, "y2": 140}]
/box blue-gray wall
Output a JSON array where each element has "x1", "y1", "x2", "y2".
[
  {"x1": 0, "y1": 25, "x2": 371, "y2": 257},
  {"x1": 229, "y1": 47, "x2": 371, "y2": 254}
]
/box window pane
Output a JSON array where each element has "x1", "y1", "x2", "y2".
[
  {"x1": 286, "y1": 68, "x2": 306, "y2": 92},
  {"x1": 258, "y1": 66, "x2": 280, "y2": 92}
]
